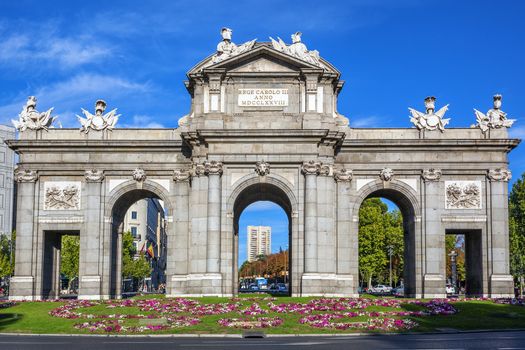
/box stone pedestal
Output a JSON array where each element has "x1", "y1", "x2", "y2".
[
  {"x1": 168, "y1": 273, "x2": 224, "y2": 296},
  {"x1": 301, "y1": 273, "x2": 357, "y2": 297}
]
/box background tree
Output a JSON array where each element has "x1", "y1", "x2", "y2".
[
  {"x1": 60, "y1": 235, "x2": 79, "y2": 293},
  {"x1": 358, "y1": 198, "x2": 405, "y2": 288},
  {"x1": 510, "y1": 172, "x2": 525, "y2": 297},
  {"x1": 358, "y1": 198, "x2": 388, "y2": 288},
  {"x1": 121, "y1": 231, "x2": 151, "y2": 282}
]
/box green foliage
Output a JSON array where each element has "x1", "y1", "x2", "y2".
[
  {"x1": 60, "y1": 235, "x2": 79, "y2": 291},
  {"x1": 445, "y1": 235, "x2": 466, "y2": 283},
  {"x1": 121, "y1": 231, "x2": 151, "y2": 279},
  {"x1": 0, "y1": 231, "x2": 15, "y2": 278},
  {"x1": 358, "y1": 198, "x2": 403, "y2": 288},
  {"x1": 510, "y1": 172, "x2": 525, "y2": 295}
]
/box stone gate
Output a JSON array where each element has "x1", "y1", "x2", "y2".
[{"x1": 8, "y1": 30, "x2": 519, "y2": 300}]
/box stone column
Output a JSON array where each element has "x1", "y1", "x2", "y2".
[
  {"x1": 317, "y1": 164, "x2": 335, "y2": 274},
  {"x1": 487, "y1": 168, "x2": 514, "y2": 297},
  {"x1": 78, "y1": 169, "x2": 104, "y2": 300},
  {"x1": 9, "y1": 169, "x2": 38, "y2": 301},
  {"x1": 205, "y1": 161, "x2": 223, "y2": 273},
  {"x1": 422, "y1": 168, "x2": 446, "y2": 298},
  {"x1": 168, "y1": 168, "x2": 191, "y2": 296},
  {"x1": 302, "y1": 161, "x2": 320, "y2": 273},
  {"x1": 335, "y1": 168, "x2": 356, "y2": 295}
]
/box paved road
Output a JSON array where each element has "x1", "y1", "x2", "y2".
[{"x1": 0, "y1": 331, "x2": 524, "y2": 350}]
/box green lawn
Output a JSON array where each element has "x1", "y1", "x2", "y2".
[{"x1": 1, "y1": 295, "x2": 524, "y2": 335}]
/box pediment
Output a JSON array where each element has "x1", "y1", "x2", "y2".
[{"x1": 228, "y1": 56, "x2": 300, "y2": 73}]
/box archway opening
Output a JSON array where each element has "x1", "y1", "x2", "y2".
[
  {"x1": 233, "y1": 183, "x2": 292, "y2": 296},
  {"x1": 42, "y1": 230, "x2": 79, "y2": 299},
  {"x1": 110, "y1": 189, "x2": 168, "y2": 298},
  {"x1": 445, "y1": 229, "x2": 482, "y2": 296},
  {"x1": 357, "y1": 189, "x2": 416, "y2": 297}
]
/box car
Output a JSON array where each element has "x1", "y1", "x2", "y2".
[
  {"x1": 370, "y1": 284, "x2": 393, "y2": 294},
  {"x1": 392, "y1": 285, "x2": 404, "y2": 297},
  {"x1": 446, "y1": 284, "x2": 455, "y2": 295},
  {"x1": 276, "y1": 283, "x2": 287, "y2": 292},
  {"x1": 248, "y1": 284, "x2": 259, "y2": 291}
]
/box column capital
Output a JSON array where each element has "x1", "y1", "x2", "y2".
[
  {"x1": 204, "y1": 160, "x2": 223, "y2": 176},
  {"x1": 488, "y1": 168, "x2": 512, "y2": 182},
  {"x1": 173, "y1": 168, "x2": 191, "y2": 182},
  {"x1": 302, "y1": 160, "x2": 321, "y2": 175},
  {"x1": 422, "y1": 168, "x2": 442, "y2": 182},
  {"x1": 84, "y1": 169, "x2": 105, "y2": 182},
  {"x1": 14, "y1": 167, "x2": 38, "y2": 183},
  {"x1": 319, "y1": 164, "x2": 333, "y2": 177},
  {"x1": 334, "y1": 168, "x2": 353, "y2": 182}
]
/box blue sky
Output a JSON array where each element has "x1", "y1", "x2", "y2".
[{"x1": 1, "y1": 1, "x2": 524, "y2": 262}]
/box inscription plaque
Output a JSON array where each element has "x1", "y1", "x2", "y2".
[{"x1": 238, "y1": 88, "x2": 288, "y2": 107}]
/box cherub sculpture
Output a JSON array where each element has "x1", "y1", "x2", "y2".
[
  {"x1": 474, "y1": 94, "x2": 515, "y2": 134},
  {"x1": 409, "y1": 96, "x2": 450, "y2": 132},
  {"x1": 77, "y1": 99, "x2": 119, "y2": 133},
  {"x1": 12, "y1": 96, "x2": 57, "y2": 131}
]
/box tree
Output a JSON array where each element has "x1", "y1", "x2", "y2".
[
  {"x1": 0, "y1": 231, "x2": 15, "y2": 279},
  {"x1": 510, "y1": 172, "x2": 525, "y2": 297},
  {"x1": 359, "y1": 198, "x2": 388, "y2": 288},
  {"x1": 121, "y1": 231, "x2": 151, "y2": 281},
  {"x1": 60, "y1": 235, "x2": 79, "y2": 292}
]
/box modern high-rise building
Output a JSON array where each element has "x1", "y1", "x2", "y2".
[{"x1": 247, "y1": 226, "x2": 271, "y2": 262}]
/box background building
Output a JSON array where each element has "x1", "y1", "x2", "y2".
[
  {"x1": 247, "y1": 226, "x2": 271, "y2": 262},
  {"x1": 0, "y1": 125, "x2": 15, "y2": 237}
]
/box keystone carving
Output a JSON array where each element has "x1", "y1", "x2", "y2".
[
  {"x1": 84, "y1": 169, "x2": 105, "y2": 182},
  {"x1": 301, "y1": 161, "x2": 321, "y2": 175},
  {"x1": 132, "y1": 168, "x2": 146, "y2": 182},
  {"x1": 487, "y1": 168, "x2": 512, "y2": 182},
  {"x1": 255, "y1": 161, "x2": 270, "y2": 176},
  {"x1": 14, "y1": 167, "x2": 38, "y2": 182},
  {"x1": 379, "y1": 168, "x2": 394, "y2": 182},
  {"x1": 422, "y1": 168, "x2": 442, "y2": 182},
  {"x1": 334, "y1": 168, "x2": 353, "y2": 182},
  {"x1": 204, "y1": 161, "x2": 223, "y2": 176},
  {"x1": 173, "y1": 168, "x2": 191, "y2": 182}
]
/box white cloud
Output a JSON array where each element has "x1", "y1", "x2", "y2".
[
  {"x1": 120, "y1": 115, "x2": 165, "y2": 129},
  {"x1": 350, "y1": 115, "x2": 384, "y2": 128},
  {"x1": 0, "y1": 30, "x2": 112, "y2": 69},
  {"x1": 0, "y1": 74, "x2": 151, "y2": 126}
]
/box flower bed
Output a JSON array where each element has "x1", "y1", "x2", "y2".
[{"x1": 218, "y1": 317, "x2": 283, "y2": 329}]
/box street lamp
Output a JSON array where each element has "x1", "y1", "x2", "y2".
[
  {"x1": 448, "y1": 250, "x2": 458, "y2": 294},
  {"x1": 387, "y1": 245, "x2": 394, "y2": 287}
]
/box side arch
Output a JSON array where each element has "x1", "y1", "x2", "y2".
[
  {"x1": 103, "y1": 179, "x2": 173, "y2": 298},
  {"x1": 351, "y1": 178, "x2": 422, "y2": 297}
]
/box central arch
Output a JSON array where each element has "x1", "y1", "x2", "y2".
[{"x1": 227, "y1": 175, "x2": 298, "y2": 296}]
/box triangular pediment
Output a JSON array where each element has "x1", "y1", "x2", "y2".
[
  {"x1": 188, "y1": 44, "x2": 339, "y2": 76},
  {"x1": 229, "y1": 56, "x2": 299, "y2": 73}
]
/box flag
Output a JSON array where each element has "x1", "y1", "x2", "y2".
[
  {"x1": 139, "y1": 242, "x2": 146, "y2": 254},
  {"x1": 147, "y1": 243, "x2": 155, "y2": 258}
]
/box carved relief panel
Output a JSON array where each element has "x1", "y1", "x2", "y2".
[
  {"x1": 445, "y1": 181, "x2": 482, "y2": 209},
  {"x1": 44, "y1": 181, "x2": 81, "y2": 210}
]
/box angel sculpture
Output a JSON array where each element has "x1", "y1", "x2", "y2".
[
  {"x1": 270, "y1": 32, "x2": 321, "y2": 66},
  {"x1": 77, "y1": 99, "x2": 119, "y2": 133},
  {"x1": 12, "y1": 96, "x2": 57, "y2": 131},
  {"x1": 409, "y1": 96, "x2": 450, "y2": 132},
  {"x1": 474, "y1": 94, "x2": 515, "y2": 134}
]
